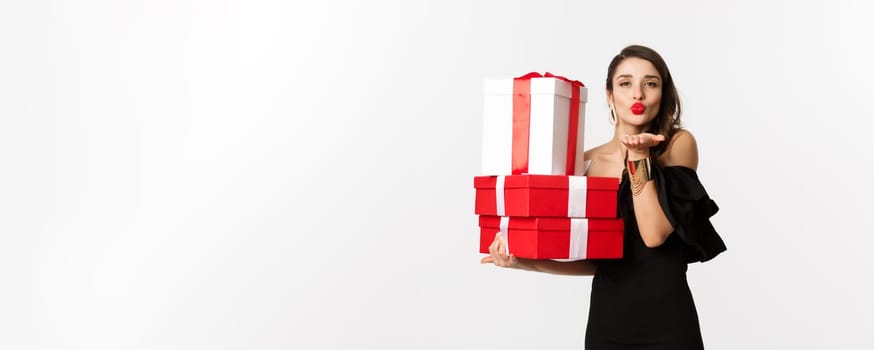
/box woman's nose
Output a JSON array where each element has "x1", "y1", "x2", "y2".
[{"x1": 633, "y1": 84, "x2": 644, "y2": 100}]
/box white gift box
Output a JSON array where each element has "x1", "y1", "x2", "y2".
[{"x1": 481, "y1": 73, "x2": 588, "y2": 176}]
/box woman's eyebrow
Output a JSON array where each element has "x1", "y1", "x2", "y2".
[{"x1": 615, "y1": 74, "x2": 661, "y2": 80}]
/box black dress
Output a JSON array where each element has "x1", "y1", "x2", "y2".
[{"x1": 585, "y1": 165, "x2": 727, "y2": 350}]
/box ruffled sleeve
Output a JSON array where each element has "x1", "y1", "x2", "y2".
[{"x1": 652, "y1": 166, "x2": 727, "y2": 263}]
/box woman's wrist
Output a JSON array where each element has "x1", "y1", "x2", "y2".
[
  {"x1": 514, "y1": 258, "x2": 538, "y2": 272},
  {"x1": 627, "y1": 148, "x2": 650, "y2": 161},
  {"x1": 627, "y1": 157, "x2": 653, "y2": 196}
]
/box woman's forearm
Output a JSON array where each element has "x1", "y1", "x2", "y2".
[
  {"x1": 631, "y1": 180, "x2": 674, "y2": 247},
  {"x1": 516, "y1": 258, "x2": 597, "y2": 276}
]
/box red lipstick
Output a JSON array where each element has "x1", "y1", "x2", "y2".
[{"x1": 631, "y1": 102, "x2": 645, "y2": 115}]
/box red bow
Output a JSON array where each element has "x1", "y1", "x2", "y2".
[{"x1": 515, "y1": 72, "x2": 585, "y2": 87}]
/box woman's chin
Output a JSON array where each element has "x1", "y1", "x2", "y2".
[{"x1": 620, "y1": 116, "x2": 653, "y2": 127}]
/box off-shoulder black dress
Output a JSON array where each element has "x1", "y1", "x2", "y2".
[{"x1": 585, "y1": 166, "x2": 726, "y2": 350}]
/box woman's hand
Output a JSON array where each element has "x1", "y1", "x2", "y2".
[
  {"x1": 480, "y1": 233, "x2": 520, "y2": 268},
  {"x1": 479, "y1": 233, "x2": 597, "y2": 275},
  {"x1": 620, "y1": 133, "x2": 665, "y2": 158}
]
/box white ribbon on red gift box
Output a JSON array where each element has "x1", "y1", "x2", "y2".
[
  {"x1": 492, "y1": 175, "x2": 591, "y2": 259},
  {"x1": 547, "y1": 218, "x2": 590, "y2": 261},
  {"x1": 567, "y1": 176, "x2": 588, "y2": 218},
  {"x1": 569, "y1": 218, "x2": 589, "y2": 259},
  {"x1": 495, "y1": 176, "x2": 506, "y2": 216},
  {"x1": 493, "y1": 216, "x2": 590, "y2": 260},
  {"x1": 493, "y1": 175, "x2": 588, "y2": 218},
  {"x1": 495, "y1": 176, "x2": 509, "y2": 255},
  {"x1": 499, "y1": 216, "x2": 510, "y2": 255}
]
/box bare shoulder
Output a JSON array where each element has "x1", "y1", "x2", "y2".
[
  {"x1": 584, "y1": 143, "x2": 610, "y2": 161},
  {"x1": 584, "y1": 142, "x2": 624, "y2": 177},
  {"x1": 660, "y1": 129, "x2": 699, "y2": 170}
]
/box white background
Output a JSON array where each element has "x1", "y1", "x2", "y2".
[{"x1": 1, "y1": 1, "x2": 872, "y2": 349}]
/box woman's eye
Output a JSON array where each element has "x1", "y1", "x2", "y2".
[
  {"x1": 619, "y1": 81, "x2": 631, "y2": 87},
  {"x1": 645, "y1": 81, "x2": 659, "y2": 87}
]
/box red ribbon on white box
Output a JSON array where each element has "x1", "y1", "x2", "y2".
[{"x1": 511, "y1": 72, "x2": 584, "y2": 175}]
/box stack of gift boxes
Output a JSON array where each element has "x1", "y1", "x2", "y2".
[{"x1": 474, "y1": 72, "x2": 624, "y2": 260}]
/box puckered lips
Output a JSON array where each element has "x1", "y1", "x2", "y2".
[{"x1": 631, "y1": 102, "x2": 646, "y2": 115}]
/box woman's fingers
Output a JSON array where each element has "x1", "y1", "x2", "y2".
[
  {"x1": 643, "y1": 133, "x2": 665, "y2": 146},
  {"x1": 505, "y1": 255, "x2": 517, "y2": 267},
  {"x1": 484, "y1": 232, "x2": 516, "y2": 267},
  {"x1": 495, "y1": 235, "x2": 509, "y2": 266},
  {"x1": 487, "y1": 233, "x2": 501, "y2": 263},
  {"x1": 621, "y1": 133, "x2": 665, "y2": 149},
  {"x1": 483, "y1": 232, "x2": 522, "y2": 268},
  {"x1": 488, "y1": 233, "x2": 500, "y2": 255},
  {"x1": 496, "y1": 233, "x2": 507, "y2": 255}
]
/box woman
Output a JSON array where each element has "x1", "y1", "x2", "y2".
[{"x1": 480, "y1": 45, "x2": 727, "y2": 349}]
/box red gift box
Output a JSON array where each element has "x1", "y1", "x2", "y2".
[
  {"x1": 474, "y1": 175, "x2": 619, "y2": 218},
  {"x1": 478, "y1": 216, "x2": 624, "y2": 260}
]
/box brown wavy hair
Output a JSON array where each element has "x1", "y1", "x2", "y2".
[{"x1": 606, "y1": 45, "x2": 682, "y2": 159}]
